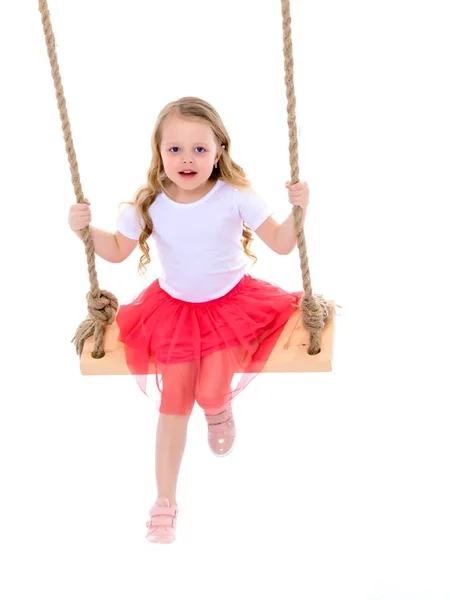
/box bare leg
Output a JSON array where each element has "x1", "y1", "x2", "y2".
[
  {"x1": 154, "y1": 413, "x2": 190, "y2": 506},
  {"x1": 153, "y1": 360, "x2": 196, "y2": 506}
]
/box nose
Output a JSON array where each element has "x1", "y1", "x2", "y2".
[{"x1": 182, "y1": 156, "x2": 194, "y2": 163}]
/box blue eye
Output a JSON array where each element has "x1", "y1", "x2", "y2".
[{"x1": 168, "y1": 146, "x2": 205, "y2": 154}]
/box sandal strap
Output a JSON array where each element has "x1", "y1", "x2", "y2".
[
  {"x1": 147, "y1": 505, "x2": 177, "y2": 527},
  {"x1": 205, "y1": 407, "x2": 233, "y2": 425},
  {"x1": 146, "y1": 515, "x2": 177, "y2": 528},
  {"x1": 150, "y1": 505, "x2": 177, "y2": 517},
  {"x1": 208, "y1": 418, "x2": 234, "y2": 434}
]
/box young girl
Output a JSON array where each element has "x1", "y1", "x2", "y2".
[{"x1": 68, "y1": 96, "x2": 309, "y2": 544}]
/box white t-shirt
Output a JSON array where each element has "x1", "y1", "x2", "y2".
[{"x1": 116, "y1": 179, "x2": 274, "y2": 302}]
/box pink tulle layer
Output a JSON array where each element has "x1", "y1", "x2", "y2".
[{"x1": 116, "y1": 274, "x2": 302, "y2": 415}]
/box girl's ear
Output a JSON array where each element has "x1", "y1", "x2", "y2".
[{"x1": 216, "y1": 145, "x2": 225, "y2": 162}]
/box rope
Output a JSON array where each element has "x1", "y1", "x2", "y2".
[
  {"x1": 38, "y1": 0, "x2": 118, "y2": 359},
  {"x1": 280, "y1": 0, "x2": 334, "y2": 355}
]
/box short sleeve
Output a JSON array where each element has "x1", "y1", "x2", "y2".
[
  {"x1": 235, "y1": 187, "x2": 275, "y2": 231},
  {"x1": 116, "y1": 203, "x2": 144, "y2": 240}
]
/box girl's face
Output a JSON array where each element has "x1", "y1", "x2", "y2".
[{"x1": 160, "y1": 114, "x2": 221, "y2": 191}]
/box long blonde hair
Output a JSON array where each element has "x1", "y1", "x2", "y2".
[{"x1": 127, "y1": 96, "x2": 257, "y2": 275}]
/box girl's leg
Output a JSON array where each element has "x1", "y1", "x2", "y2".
[
  {"x1": 155, "y1": 360, "x2": 197, "y2": 505},
  {"x1": 195, "y1": 347, "x2": 244, "y2": 415},
  {"x1": 195, "y1": 349, "x2": 241, "y2": 456},
  {"x1": 155, "y1": 414, "x2": 190, "y2": 505}
]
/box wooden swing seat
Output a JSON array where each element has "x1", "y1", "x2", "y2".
[{"x1": 79, "y1": 304, "x2": 335, "y2": 375}]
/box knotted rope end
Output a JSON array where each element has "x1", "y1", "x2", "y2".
[
  {"x1": 71, "y1": 289, "x2": 119, "y2": 358},
  {"x1": 284, "y1": 293, "x2": 336, "y2": 352},
  {"x1": 71, "y1": 317, "x2": 95, "y2": 357}
]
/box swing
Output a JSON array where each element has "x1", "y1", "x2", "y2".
[{"x1": 38, "y1": 0, "x2": 336, "y2": 375}]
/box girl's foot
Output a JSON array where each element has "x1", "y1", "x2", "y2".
[
  {"x1": 146, "y1": 497, "x2": 178, "y2": 544},
  {"x1": 205, "y1": 406, "x2": 236, "y2": 457}
]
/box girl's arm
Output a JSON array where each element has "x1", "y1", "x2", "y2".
[
  {"x1": 274, "y1": 208, "x2": 308, "y2": 254},
  {"x1": 256, "y1": 207, "x2": 307, "y2": 255},
  {"x1": 73, "y1": 227, "x2": 138, "y2": 263}
]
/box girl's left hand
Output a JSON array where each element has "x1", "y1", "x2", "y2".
[{"x1": 286, "y1": 180, "x2": 309, "y2": 211}]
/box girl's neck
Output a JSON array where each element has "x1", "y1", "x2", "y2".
[{"x1": 164, "y1": 178, "x2": 217, "y2": 204}]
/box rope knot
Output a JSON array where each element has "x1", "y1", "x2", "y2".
[
  {"x1": 301, "y1": 294, "x2": 334, "y2": 355},
  {"x1": 284, "y1": 293, "x2": 335, "y2": 355},
  {"x1": 301, "y1": 294, "x2": 327, "y2": 332},
  {"x1": 86, "y1": 289, "x2": 118, "y2": 325},
  {"x1": 71, "y1": 289, "x2": 119, "y2": 358}
]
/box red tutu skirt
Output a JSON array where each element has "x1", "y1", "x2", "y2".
[{"x1": 116, "y1": 274, "x2": 302, "y2": 416}]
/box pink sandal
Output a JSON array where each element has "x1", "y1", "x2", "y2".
[
  {"x1": 205, "y1": 405, "x2": 236, "y2": 457},
  {"x1": 146, "y1": 498, "x2": 178, "y2": 544}
]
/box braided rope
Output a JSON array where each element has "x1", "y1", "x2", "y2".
[
  {"x1": 38, "y1": 0, "x2": 118, "y2": 358},
  {"x1": 281, "y1": 0, "x2": 333, "y2": 354}
]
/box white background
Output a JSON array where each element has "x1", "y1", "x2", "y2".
[{"x1": 1, "y1": 1, "x2": 449, "y2": 599}]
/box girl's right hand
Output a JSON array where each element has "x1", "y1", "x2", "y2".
[{"x1": 69, "y1": 198, "x2": 91, "y2": 231}]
